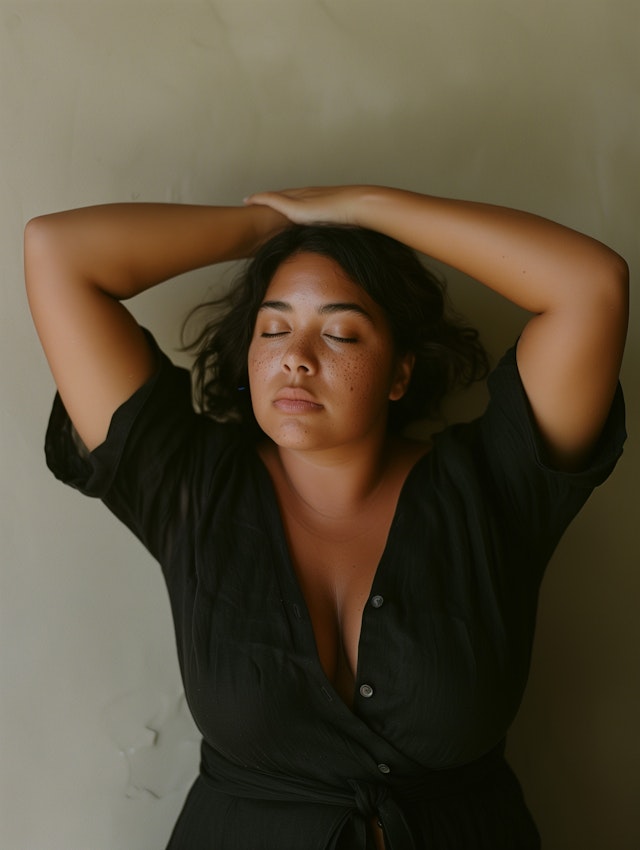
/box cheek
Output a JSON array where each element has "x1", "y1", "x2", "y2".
[
  {"x1": 248, "y1": 344, "x2": 273, "y2": 382},
  {"x1": 332, "y1": 352, "x2": 392, "y2": 407},
  {"x1": 247, "y1": 351, "x2": 268, "y2": 407}
]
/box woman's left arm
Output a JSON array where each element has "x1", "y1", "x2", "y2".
[{"x1": 246, "y1": 186, "x2": 629, "y2": 470}]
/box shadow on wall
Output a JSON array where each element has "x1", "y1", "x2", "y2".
[{"x1": 104, "y1": 688, "x2": 200, "y2": 800}]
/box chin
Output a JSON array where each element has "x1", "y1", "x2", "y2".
[
  {"x1": 259, "y1": 419, "x2": 332, "y2": 452},
  {"x1": 271, "y1": 429, "x2": 323, "y2": 452}
]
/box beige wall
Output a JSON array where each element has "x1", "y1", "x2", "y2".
[{"x1": 2, "y1": 2, "x2": 638, "y2": 848}]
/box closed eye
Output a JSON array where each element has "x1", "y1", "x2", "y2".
[
  {"x1": 325, "y1": 334, "x2": 358, "y2": 344},
  {"x1": 261, "y1": 331, "x2": 289, "y2": 338}
]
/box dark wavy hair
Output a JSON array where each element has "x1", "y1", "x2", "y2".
[{"x1": 182, "y1": 225, "x2": 489, "y2": 435}]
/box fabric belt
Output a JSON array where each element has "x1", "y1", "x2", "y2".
[{"x1": 199, "y1": 740, "x2": 507, "y2": 850}]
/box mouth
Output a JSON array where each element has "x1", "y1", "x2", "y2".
[{"x1": 273, "y1": 387, "x2": 324, "y2": 413}]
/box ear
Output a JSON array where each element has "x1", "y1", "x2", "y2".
[{"x1": 389, "y1": 352, "x2": 415, "y2": 401}]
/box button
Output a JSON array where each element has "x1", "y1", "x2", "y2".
[
  {"x1": 377, "y1": 763, "x2": 391, "y2": 774},
  {"x1": 359, "y1": 683, "x2": 374, "y2": 698},
  {"x1": 371, "y1": 595, "x2": 384, "y2": 608}
]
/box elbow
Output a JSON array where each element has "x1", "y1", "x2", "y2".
[
  {"x1": 608, "y1": 251, "x2": 629, "y2": 325},
  {"x1": 24, "y1": 217, "x2": 49, "y2": 294},
  {"x1": 588, "y1": 247, "x2": 629, "y2": 322},
  {"x1": 24, "y1": 215, "x2": 44, "y2": 259},
  {"x1": 564, "y1": 250, "x2": 630, "y2": 352},
  {"x1": 24, "y1": 215, "x2": 57, "y2": 288},
  {"x1": 608, "y1": 250, "x2": 629, "y2": 295},
  {"x1": 24, "y1": 213, "x2": 55, "y2": 248},
  {"x1": 594, "y1": 251, "x2": 629, "y2": 346},
  {"x1": 24, "y1": 214, "x2": 76, "y2": 299}
]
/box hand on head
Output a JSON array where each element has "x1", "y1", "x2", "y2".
[{"x1": 243, "y1": 185, "x2": 366, "y2": 227}]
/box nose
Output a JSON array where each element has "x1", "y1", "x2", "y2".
[{"x1": 281, "y1": 334, "x2": 317, "y2": 375}]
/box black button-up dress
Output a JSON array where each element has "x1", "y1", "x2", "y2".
[{"x1": 45, "y1": 336, "x2": 625, "y2": 849}]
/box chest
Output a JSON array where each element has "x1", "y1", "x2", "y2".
[
  {"x1": 166, "y1": 429, "x2": 544, "y2": 774},
  {"x1": 180, "y1": 452, "x2": 531, "y2": 769},
  {"x1": 277, "y1": 500, "x2": 395, "y2": 706}
]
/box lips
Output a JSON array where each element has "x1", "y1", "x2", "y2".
[{"x1": 273, "y1": 387, "x2": 323, "y2": 412}]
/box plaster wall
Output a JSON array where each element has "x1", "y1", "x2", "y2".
[{"x1": 1, "y1": 2, "x2": 638, "y2": 848}]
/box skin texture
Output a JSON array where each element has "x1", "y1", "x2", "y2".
[{"x1": 248, "y1": 252, "x2": 413, "y2": 457}]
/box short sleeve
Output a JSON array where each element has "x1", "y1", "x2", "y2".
[
  {"x1": 479, "y1": 344, "x2": 626, "y2": 553},
  {"x1": 44, "y1": 331, "x2": 236, "y2": 565}
]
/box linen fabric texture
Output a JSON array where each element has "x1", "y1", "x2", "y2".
[{"x1": 45, "y1": 334, "x2": 626, "y2": 850}]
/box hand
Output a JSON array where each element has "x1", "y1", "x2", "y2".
[{"x1": 243, "y1": 185, "x2": 369, "y2": 227}]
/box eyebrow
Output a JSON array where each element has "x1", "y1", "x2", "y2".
[{"x1": 259, "y1": 300, "x2": 374, "y2": 323}]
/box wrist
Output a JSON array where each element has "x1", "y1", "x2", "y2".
[
  {"x1": 245, "y1": 204, "x2": 289, "y2": 254},
  {"x1": 349, "y1": 185, "x2": 403, "y2": 231}
]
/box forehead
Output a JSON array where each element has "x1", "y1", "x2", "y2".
[{"x1": 265, "y1": 252, "x2": 377, "y2": 310}]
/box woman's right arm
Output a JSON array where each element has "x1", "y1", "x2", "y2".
[{"x1": 25, "y1": 203, "x2": 287, "y2": 451}]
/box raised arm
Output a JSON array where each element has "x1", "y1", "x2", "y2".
[
  {"x1": 25, "y1": 203, "x2": 287, "y2": 451},
  {"x1": 245, "y1": 186, "x2": 629, "y2": 470}
]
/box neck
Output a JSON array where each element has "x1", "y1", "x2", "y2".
[{"x1": 261, "y1": 438, "x2": 394, "y2": 522}]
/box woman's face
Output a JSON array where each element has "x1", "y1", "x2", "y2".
[{"x1": 248, "y1": 252, "x2": 413, "y2": 453}]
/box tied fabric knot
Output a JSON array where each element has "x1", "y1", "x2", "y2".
[
  {"x1": 348, "y1": 779, "x2": 417, "y2": 850},
  {"x1": 198, "y1": 739, "x2": 508, "y2": 849},
  {"x1": 349, "y1": 776, "x2": 389, "y2": 820}
]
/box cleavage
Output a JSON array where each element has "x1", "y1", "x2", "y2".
[{"x1": 280, "y1": 505, "x2": 391, "y2": 707}]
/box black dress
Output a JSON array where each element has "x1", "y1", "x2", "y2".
[{"x1": 45, "y1": 336, "x2": 625, "y2": 849}]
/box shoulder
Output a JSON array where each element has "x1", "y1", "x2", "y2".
[
  {"x1": 45, "y1": 330, "x2": 247, "y2": 500},
  {"x1": 482, "y1": 344, "x2": 625, "y2": 488},
  {"x1": 415, "y1": 344, "x2": 625, "y2": 535}
]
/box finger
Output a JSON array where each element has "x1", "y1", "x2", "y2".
[
  {"x1": 243, "y1": 191, "x2": 295, "y2": 212},
  {"x1": 244, "y1": 187, "x2": 325, "y2": 205},
  {"x1": 243, "y1": 191, "x2": 315, "y2": 224},
  {"x1": 243, "y1": 191, "x2": 273, "y2": 206},
  {"x1": 244, "y1": 189, "x2": 298, "y2": 202}
]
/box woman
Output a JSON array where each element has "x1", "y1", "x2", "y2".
[{"x1": 25, "y1": 186, "x2": 628, "y2": 849}]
